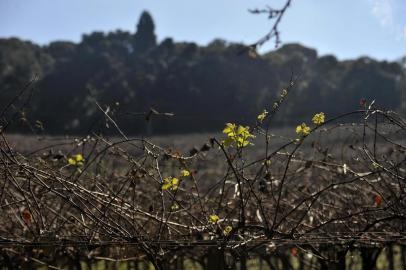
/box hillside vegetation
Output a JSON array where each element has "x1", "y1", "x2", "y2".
[{"x1": 1, "y1": 11, "x2": 405, "y2": 135}]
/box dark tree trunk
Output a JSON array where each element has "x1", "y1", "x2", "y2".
[
  {"x1": 240, "y1": 254, "x2": 247, "y2": 270},
  {"x1": 361, "y1": 248, "x2": 380, "y2": 270},
  {"x1": 258, "y1": 257, "x2": 264, "y2": 270},
  {"x1": 320, "y1": 260, "x2": 329, "y2": 270},
  {"x1": 206, "y1": 248, "x2": 225, "y2": 270},
  {"x1": 402, "y1": 245, "x2": 406, "y2": 270},
  {"x1": 298, "y1": 253, "x2": 305, "y2": 270},
  {"x1": 74, "y1": 258, "x2": 82, "y2": 270},
  {"x1": 154, "y1": 259, "x2": 171, "y2": 270},
  {"x1": 176, "y1": 255, "x2": 184, "y2": 270},
  {"x1": 388, "y1": 245, "x2": 394, "y2": 270},
  {"x1": 280, "y1": 254, "x2": 293, "y2": 270},
  {"x1": 1, "y1": 251, "x2": 14, "y2": 269},
  {"x1": 320, "y1": 251, "x2": 346, "y2": 270}
]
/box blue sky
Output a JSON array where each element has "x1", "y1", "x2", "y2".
[{"x1": 1, "y1": 0, "x2": 405, "y2": 61}]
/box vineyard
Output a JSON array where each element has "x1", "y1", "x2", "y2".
[
  {"x1": 1, "y1": 80, "x2": 405, "y2": 270},
  {"x1": 1, "y1": 0, "x2": 406, "y2": 268}
]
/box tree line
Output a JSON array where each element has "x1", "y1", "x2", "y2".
[{"x1": 1, "y1": 11, "x2": 405, "y2": 135}]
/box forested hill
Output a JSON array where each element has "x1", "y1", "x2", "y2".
[{"x1": 1, "y1": 11, "x2": 405, "y2": 135}]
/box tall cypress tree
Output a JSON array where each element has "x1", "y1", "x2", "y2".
[{"x1": 133, "y1": 11, "x2": 157, "y2": 54}]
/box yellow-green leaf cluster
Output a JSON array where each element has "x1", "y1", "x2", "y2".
[
  {"x1": 170, "y1": 203, "x2": 179, "y2": 211},
  {"x1": 257, "y1": 109, "x2": 268, "y2": 122},
  {"x1": 295, "y1": 123, "x2": 311, "y2": 137},
  {"x1": 312, "y1": 112, "x2": 325, "y2": 125},
  {"x1": 209, "y1": 214, "x2": 220, "y2": 224},
  {"x1": 180, "y1": 170, "x2": 190, "y2": 177},
  {"x1": 162, "y1": 177, "x2": 179, "y2": 191},
  {"x1": 223, "y1": 225, "x2": 232, "y2": 236},
  {"x1": 68, "y1": 154, "x2": 84, "y2": 166},
  {"x1": 295, "y1": 112, "x2": 326, "y2": 138},
  {"x1": 222, "y1": 123, "x2": 254, "y2": 148}
]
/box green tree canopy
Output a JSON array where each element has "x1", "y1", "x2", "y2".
[{"x1": 133, "y1": 11, "x2": 157, "y2": 54}]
